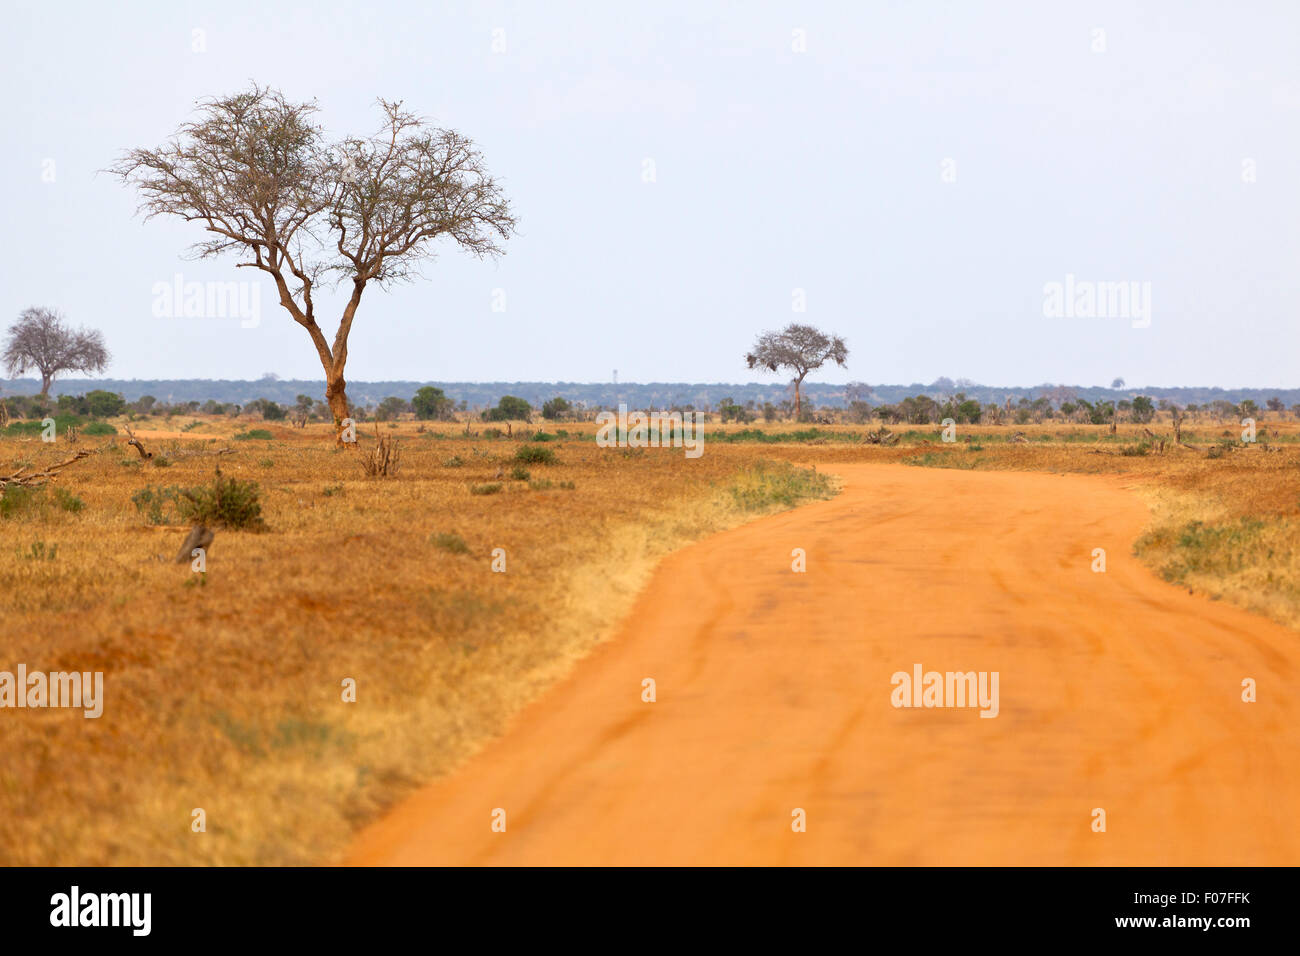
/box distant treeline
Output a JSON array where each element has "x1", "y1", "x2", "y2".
[{"x1": 3, "y1": 378, "x2": 1299, "y2": 412}]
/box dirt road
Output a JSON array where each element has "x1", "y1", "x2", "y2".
[{"x1": 348, "y1": 464, "x2": 1299, "y2": 865}]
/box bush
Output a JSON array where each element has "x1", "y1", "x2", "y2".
[
  {"x1": 515, "y1": 445, "x2": 555, "y2": 465},
  {"x1": 431, "y1": 532, "x2": 470, "y2": 554},
  {"x1": 0, "y1": 486, "x2": 42, "y2": 519},
  {"x1": 176, "y1": 471, "x2": 266, "y2": 530},
  {"x1": 82, "y1": 421, "x2": 117, "y2": 436},
  {"x1": 412, "y1": 386, "x2": 454, "y2": 421},
  {"x1": 234, "y1": 429, "x2": 274, "y2": 441},
  {"x1": 469, "y1": 482, "x2": 503, "y2": 496},
  {"x1": 131, "y1": 485, "x2": 188, "y2": 525},
  {"x1": 443, "y1": 455, "x2": 464, "y2": 468},
  {"x1": 509, "y1": 464, "x2": 530, "y2": 481},
  {"x1": 483, "y1": 395, "x2": 532, "y2": 422},
  {"x1": 52, "y1": 487, "x2": 84, "y2": 513},
  {"x1": 541, "y1": 396, "x2": 571, "y2": 420}
]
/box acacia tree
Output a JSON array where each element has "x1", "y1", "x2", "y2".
[
  {"x1": 110, "y1": 85, "x2": 516, "y2": 444},
  {"x1": 3, "y1": 307, "x2": 110, "y2": 397},
  {"x1": 744, "y1": 323, "x2": 848, "y2": 421}
]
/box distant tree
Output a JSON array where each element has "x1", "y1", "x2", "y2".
[
  {"x1": 375, "y1": 396, "x2": 410, "y2": 421},
  {"x1": 86, "y1": 390, "x2": 126, "y2": 419},
  {"x1": 846, "y1": 400, "x2": 873, "y2": 424},
  {"x1": 718, "y1": 397, "x2": 751, "y2": 424},
  {"x1": 541, "y1": 396, "x2": 572, "y2": 421},
  {"x1": 110, "y1": 85, "x2": 516, "y2": 444},
  {"x1": 1130, "y1": 396, "x2": 1155, "y2": 423},
  {"x1": 1267, "y1": 397, "x2": 1284, "y2": 414},
  {"x1": 483, "y1": 395, "x2": 531, "y2": 422},
  {"x1": 844, "y1": 381, "x2": 871, "y2": 404},
  {"x1": 2, "y1": 307, "x2": 110, "y2": 396},
  {"x1": 292, "y1": 394, "x2": 315, "y2": 428},
  {"x1": 1239, "y1": 399, "x2": 1259, "y2": 419},
  {"x1": 1111, "y1": 377, "x2": 1125, "y2": 389},
  {"x1": 412, "y1": 386, "x2": 454, "y2": 421},
  {"x1": 252, "y1": 398, "x2": 287, "y2": 421},
  {"x1": 744, "y1": 323, "x2": 848, "y2": 421}
]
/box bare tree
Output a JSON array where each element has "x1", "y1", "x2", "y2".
[
  {"x1": 745, "y1": 323, "x2": 848, "y2": 421},
  {"x1": 3, "y1": 308, "x2": 110, "y2": 397},
  {"x1": 110, "y1": 85, "x2": 516, "y2": 444}
]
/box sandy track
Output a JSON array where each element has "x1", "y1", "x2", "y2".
[{"x1": 348, "y1": 464, "x2": 1299, "y2": 865}]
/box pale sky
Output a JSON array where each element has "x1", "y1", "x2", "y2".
[{"x1": 3, "y1": 0, "x2": 1298, "y2": 388}]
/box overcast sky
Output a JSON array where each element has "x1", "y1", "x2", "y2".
[{"x1": 3, "y1": 0, "x2": 1298, "y2": 388}]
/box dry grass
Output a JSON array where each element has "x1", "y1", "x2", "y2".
[
  {"x1": 3, "y1": 412, "x2": 1296, "y2": 864},
  {"x1": 0, "y1": 421, "x2": 835, "y2": 865}
]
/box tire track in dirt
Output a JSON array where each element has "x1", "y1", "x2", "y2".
[{"x1": 348, "y1": 464, "x2": 1300, "y2": 865}]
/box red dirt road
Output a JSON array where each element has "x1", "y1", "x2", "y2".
[{"x1": 348, "y1": 464, "x2": 1300, "y2": 865}]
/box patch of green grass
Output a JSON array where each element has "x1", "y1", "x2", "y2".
[
  {"x1": 726, "y1": 460, "x2": 836, "y2": 511},
  {"x1": 443, "y1": 455, "x2": 465, "y2": 468},
  {"x1": 902, "y1": 452, "x2": 980, "y2": 470},
  {"x1": 0, "y1": 485, "x2": 43, "y2": 519},
  {"x1": 82, "y1": 421, "x2": 117, "y2": 436},
  {"x1": 430, "y1": 531, "x2": 471, "y2": 554},
  {"x1": 131, "y1": 485, "x2": 187, "y2": 525},
  {"x1": 52, "y1": 487, "x2": 84, "y2": 513},
  {"x1": 1137, "y1": 518, "x2": 1272, "y2": 583},
  {"x1": 528, "y1": 478, "x2": 575, "y2": 491},
  {"x1": 509, "y1": 464, "x2": 530, "y2": 481},
  {"x1": 19, "y1": 540, "x2": 58, "y2": 561},
  {"x1": 234, "y1": 429, "x2": 274, "y2": 441},
  {"x1": 469, "y1": 482, "x2": 503, "y2": 496},
  {"x1": 515, "y1": 445, "x2": 555, "y2": 465}
]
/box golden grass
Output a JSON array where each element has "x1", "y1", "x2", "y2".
[{"x1": 0, "y1": 422, "x2": 834, "y2": 864}]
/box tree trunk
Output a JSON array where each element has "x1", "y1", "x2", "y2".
[
  {"x1": 325, "y1": 370, "x2": 351, "y2": 446},
  {"x1": 40, "y1": 373, "x2": 52, "y2": 397}
]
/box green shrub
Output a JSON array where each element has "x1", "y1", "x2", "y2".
[
  {"x1": 509, "y1": 464, "x2": 530, "y2": 481},
  {"x1": 234, "y1": 429, "x2": 273, "y2": 441},
  {"x1": 529, "y1": 478, "x2": 576, "y2": 491},
  {"x1": 52, "y1": 488, "x2": 84, "y2": 513},
  {"x1": 431, "y1": 532, "x2": 470, "y2": 554},
  {"x1": 131, "y1": 485, "x2": 187, "y2": 525},
  {"x1": 0, "y1": 486, "x2": 42, "y2": 519},
  {"x1": 530, "y1": 431, "x2": 556, "y2": 442},
  {"x1": 515, "y1": 445, "x2": 555, "y2": 465},
  {"x1": 177, "y1": 471, "x2": 266, "y2": 530},
  {"x1": 469, "y1": 482, "x2": 503, "y2": 496},
  {"x1": 82, "y1": 422, "x2": 117, "y2": 436},
  {"x1": 443, "y1": 455, "x2": 465, "y2": 468}
]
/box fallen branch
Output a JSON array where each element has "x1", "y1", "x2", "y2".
[
  {"x1": 0, "y1": 449, "x2": 92, "y2": 489},
  {"x1": 124, "y1": 424, "x2": 153, "y2": 460}
]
